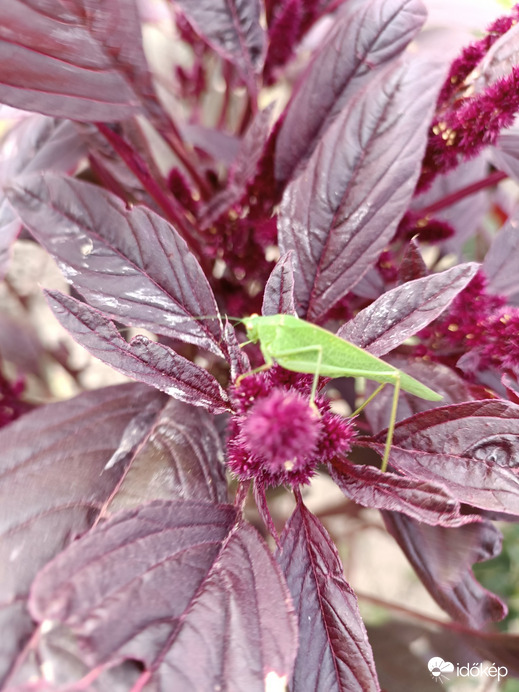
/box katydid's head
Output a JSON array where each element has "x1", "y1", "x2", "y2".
[{"x1": 242, "y1": 314, "x2": 261, "y2": 343}]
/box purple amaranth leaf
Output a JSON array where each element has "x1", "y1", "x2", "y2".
[
  {"x1": 349, "y1": 266, "x2": 386, "y2": 301},
  {"x1": 274, "y1": 0, "x2": 427, "y2": 186},
  {"x1": 378, "y1": 401, "x2": 519, "y2": 515},
  {"x1": 276, "y1": 502, "x2": 381, "y2": 692},
  {"x1": 328, "y1": 457, "x2": 470, "y2": 527},
  {"x1": 223, "y1": 318, "x2": 250, "y2": 380},
  {"x1": 0, "y1": 314, "x2": 44, "y2": 377},
  {"x1": 107, "y1": 398, "x2": 229, "y2": 510},
  {"x1": 262, "y1": 252, "x2": 297, "y2": 316},
  {"x1": 29, "y1": 501, "x2": 236, "y2": 663},
  {"x1": 199, "y1": 105, "x2": 274, "y2": 228},
  {"x1": 483, "y1": 214, "x2": 519, "y2": 298},
  {"x1": 397, "y1": 237, "x2": 428, "y2": 283},
  {"x1": 467, "y1": 20, "x2": 519, "y2": 93},
  {"x1": 7, "y1": 173, "x2": 224, "y2": 357},
  {"x1": 46, "y1": 291, "x2": 229, "y2": 413},
  {"x1": 337, "y1": 263, "x2": 479, "y2": 356},
  {"x1": 0, "y1": 0, "x2": 152, "y2": 121},
  {"x1": 0, "y1": 117, "x2": 86, "y2": 279},
  {"x1": 155, "y1": 521, "x2": 297, "y2": 689},
  {"x1": 172, "y1": 0, "x2": 266, "y2": 75},
  {"x1": 490, "y1": 130, "x2": 519, "y2": 183},
  {"x1": 0, "y1": 383, "x2": 165, "y2": 687},
  {"x1": 279, "y1": 58, "x2": 445, "y2": 321},
  {"x1": 29, "y1": 505, "x2": 298, "y2": 689},
  {"x1": 383, "y1": 512, "x2": 506, "y2": 627}
]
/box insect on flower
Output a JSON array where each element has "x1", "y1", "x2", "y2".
[{"x1": 237, "y1": 314, "x2": 443, "y2": 472}]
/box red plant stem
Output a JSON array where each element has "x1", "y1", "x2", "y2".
[
  {"x1": 355, "y1": 591, "x2": 488, "y2": 636},
  {"x1": 218, "y1": 61, "x2": 234, "y2": 130},
  {"x1": 158, "y1": 125, "x2": 212, "y2": 200},
  {"x1": 96, "y1": 123, "x2": 204, "y2": 260},
  {"x1": 237, "y1": 93, "x2": 254, "y2": 136},
  {"x1": 143, "y1": 103, "x2": 212, "y2": 199},
  {"x1": 417, "y1": 169, "x2": 508, "y2": 217}
]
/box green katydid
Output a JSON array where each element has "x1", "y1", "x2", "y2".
[{"x1": 235, "y1": 313, "x2": 442, "y2": 472}]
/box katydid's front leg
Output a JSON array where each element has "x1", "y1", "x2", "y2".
[
  {"x1": 269, "y1": 344, "x2": 323, "y2": 410},
  {"x1": 235, "y1": 353, "x2": 275, "y2": 386}
]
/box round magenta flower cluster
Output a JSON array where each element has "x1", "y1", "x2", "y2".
[{"x1": 227, "y1": 366, "x2": 356, "y2": 487}]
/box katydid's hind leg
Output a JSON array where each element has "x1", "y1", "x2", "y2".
[
  {"x1": 348, "y1": 373, "x2": 400, "y2": 472},
  {"x1": 381, "y1": 372, "x2": 401, "y2": 473},
  {"x1": 351, "y1": 383, "x2": 386, "y2": 417}
]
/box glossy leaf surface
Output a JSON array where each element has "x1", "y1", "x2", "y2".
[
  {"x1": 0, "y1": 0, "x2": 152, "y2": 121},
  {"x1": 7, "y1": 174, "x2": 224, "y2": 356},
  {"x1": 338, "y1": 263, "x2": 479, "y2": 355},
  {"x1": 383, "y1": 401, "x2": 519, "y2": 514},
  {"x1": 278, "y1": 59, "x2": 444, "y2": 320},
  {"x1": 173, "y1": 0, "x2": 265, "y2": 74},
  {"x1": 0, "y1": 383, "x2": 165, "y2": 686},
  {"x1": 30, "y1": 505, "x2": 297, "y2": 689},
  {"x1": 262, "y1": 252, "x2": 297, "y2": 316},
  {"x1": 275, "y1": 0, "x2": 427, "y2": 185},
  {"x1": 277, "y1": 502, "x2": 380, "y2": 691},
  {"x1": 45, "y1": 291, "x2": 229, "y2": 413}
]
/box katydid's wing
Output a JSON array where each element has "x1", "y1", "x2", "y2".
[{"x1": 267, "y1": 318, "x2": 442, "y2": 401}]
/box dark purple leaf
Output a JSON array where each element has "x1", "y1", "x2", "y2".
[
  {"x1": 383, "y1": 512, "x2": 506, "y2": 626},
  {"x1": 173, "y1": 0, "x2": 265, "y2": 74},
  {"x1": 491, "y1": 130, "x2": 519, "y2": 184},
  {"x1": 7, "y1": 174, "x2": 224, "y2": 356},
  {"x1": 483, "y1": 214, "x2": 519, "y2": 297},
  {"x1": 0, "y1": 313, "x2": 45, "y2": 376},
  {"x1": 29, "y1": 500, "x2": 236, "y2": 662},
  {"x1": 223, "y1": 318, "x2": 250, "y2": 380},
  {"x1": 0, "y1": 117, "x2": 86, "y2": 279},
  {"x1": 276, "y1": 502, "x2": 380, "y2": 691},
  {"x1": 381, "y1": 401, "x2": 519, "y2": 514},
  {"x1": 350, "y1": 266, "x2": 386, "y2": 301},
  {"x1": 328, "y1": 457, "x2": 469, "y2": 527},
  {"x1": 179, "y1": 122, "x2": 240, "y2": 164},
  {"x1": 0, "y1": 383, "x2": 165, "y2": 687},
  {"x1": 274, "y1": 0, "x2": 427, "y2": 185},
  {"x1": 338, "y1": 263, "x2": 478, "y2": 355},
  {"x1": 108, "y1": 398, "x2": 229, "y2": 510},
  {"x1": 46, "y1": 291, "x2": 229, "y2": 413},
  {"x1": 397, "y1": 237, "x2": 428, "y2": 283},
  {"x1": 469, "y1": 20, "x2": 519, "y2": 93},
  {"x1": 0, "y1": 0, "x2": 153, "y2": 121},
  {"x1": 262, "y1": 252, "x2": 297, "y2": 316},
  {"x1": 278, "y1": 58, "x2": 444, "y2": 321},
  {"x1": 30, "y1": 504, "x2": 297, "y2": 689},
  {"x1": 155, "y1": 521, "x2": 297, "y2": 689}
]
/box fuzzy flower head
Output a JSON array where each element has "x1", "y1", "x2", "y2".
[{"x1": 227, "y1": 366, "x2": 356, "y2": 487}]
